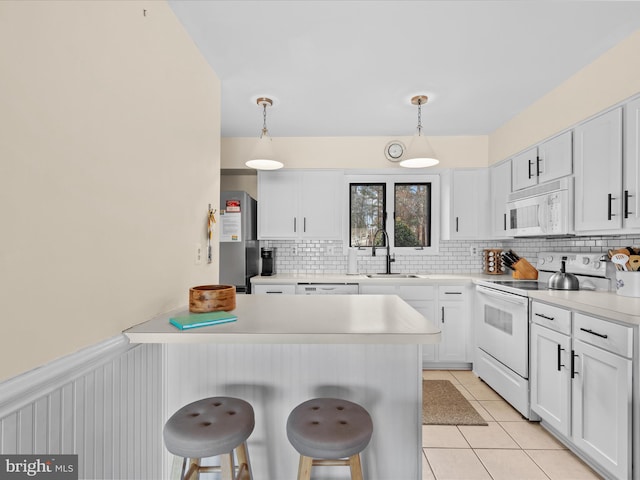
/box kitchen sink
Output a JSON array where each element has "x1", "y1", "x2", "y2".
[{"x1": 365, "y1": 273, "x2": 421, "y2": 278}]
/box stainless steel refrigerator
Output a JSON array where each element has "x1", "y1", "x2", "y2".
[{"x1": 219, "y1": 191, "x2": 259, "y2": 293}]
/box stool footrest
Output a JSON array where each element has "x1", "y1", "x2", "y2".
[{"x1": 311, "y1": 458, "x2": 351, "y2": 467}]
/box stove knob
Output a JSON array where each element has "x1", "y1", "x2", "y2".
[
  {"x1": 593, "y1": 261, "x2": 601, "y2": 270},
  {"x1": 582, "y1": 257, "x2": 590, "y2": 265},
  {"x1": 538, "y1": 258, "x2": 545, "y2": 266},
  {"x1": 546, "y1": 256, "x2": 554, "y2": 263}
]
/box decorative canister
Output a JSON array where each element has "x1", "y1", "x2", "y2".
[
  {"x1": 189, "y1": 285, "x2": 236, "y2": 312},
  {"x1": 483, "y1": 249, "x2": 504, "y2": 275},
  {"x1": 615, "y1": 272, "x2": 640, "y2": 297}
]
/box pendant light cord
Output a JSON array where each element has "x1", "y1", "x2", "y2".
[
  {"x1": 417, "y1": 98, "x2": 423, "y2": 136},
  {"x1": 262, "y1": 103, "x2": 269, "y2": 137}
]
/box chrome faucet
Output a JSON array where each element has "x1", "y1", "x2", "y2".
[{"x1": 372, "y1": 229, "x2": 395, "y2": 274}]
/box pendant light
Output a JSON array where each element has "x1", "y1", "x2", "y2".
[
  {"x1": 246, "y1": 97, "x2": 283, "y2": 170},
  {"x1": 400, "y1": 95, "x2": 439, "y2": 168}
]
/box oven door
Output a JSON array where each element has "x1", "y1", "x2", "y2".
[{"x1": 476, "y1": 285, "x2": 530, "y2": 378}]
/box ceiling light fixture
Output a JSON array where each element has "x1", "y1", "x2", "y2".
[
  {"x1": 400, "y1": 95, "x2": 439, "y2": 168},
  {"x1": 246, "y1": 97, "x2": 283, "y2": 170}
]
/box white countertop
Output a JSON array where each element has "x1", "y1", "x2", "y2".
[
  {"x1": 251, "y1": 273, "x2": 640, "y2": 327},
  {"x1": 124, "y1": 294, "x2": 441, "y2": 344},
  {"x1": 528, "y1": 289, "x2": 640, "y2": 326}
]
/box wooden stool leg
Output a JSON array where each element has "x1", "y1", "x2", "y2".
[
  {"x1": 349, "y1": 454, "x2": 363, "y2": 480},
  {"x1": 184, "y1": 459, "x2": 200, "y2": 480},
  {"x1": 297, "y1": 455, "x2": 313, "y2": 480},
  {"x1": 221, "y1": 452, "x2": 236, "y2": 480},
  {"x1": 235, "y1": 442, "x2": 253, "y2": 480}
]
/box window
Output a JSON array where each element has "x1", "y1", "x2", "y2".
[
  {"x1": 349, "y1": 183, "x2": 385, "y2": 247},
  {"x1": 346, "y1": 174, "x2": 439, "y2": 255},
  {"x1": 394, "y1": 183, "x2": 431, "y2": 248}
]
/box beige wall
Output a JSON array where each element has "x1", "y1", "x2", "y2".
[
  {"x1": 490, "y1": 29, "x2": 640, "y2": 164},
  {"x1": 221, "y1": 135, "x2": 489, "y2": 170},
  {"x1": 0, "y1": 1, "x2": 220, "y2": 381},
  {"x1": 221, "y1": 172, "x2": 258, "y2": 199}
]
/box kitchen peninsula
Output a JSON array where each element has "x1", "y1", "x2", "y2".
[{"x1": 125, "y1": 294, "x2": 440, "y2": 479}]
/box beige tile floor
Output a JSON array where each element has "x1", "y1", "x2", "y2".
[{"x1": 422, "y1": 370, "x2": 603, "y2": 480}]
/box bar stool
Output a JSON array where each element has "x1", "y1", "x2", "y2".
[
  {"x1": 286, "y1": 398, "x2": 373, "y2": 480},
  {"x1": 163, "y1": 396, "x2": 254, "y2": 480}
]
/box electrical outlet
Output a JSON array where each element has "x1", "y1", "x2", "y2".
[
  {"x1": 470, "y1": 246, "x2": 478, "y2": 256},
  {"x1": 325, "y1": 245, "x2": 335, "y2": 255},
  {"x1": 195, "y1": 243, "x2": 203, "y2": 265},
  {"x1": 291, "y1": 245, "x2": 298, "y2": 256}
]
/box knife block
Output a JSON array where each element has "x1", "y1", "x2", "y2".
[{"x1": 512, "y1": 258, "x2": 539, "y2": 280}]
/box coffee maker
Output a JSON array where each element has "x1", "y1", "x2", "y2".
[{"x1": 260, "y1": 247, "x2": 276, "y2": 276}]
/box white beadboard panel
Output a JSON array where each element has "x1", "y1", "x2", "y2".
[
  {"x1": 165, "y1": 343, "x2": 423, "y2": 480},
  {"x1": 0, "y1": 335, "x2": 163, "y2": 479}
]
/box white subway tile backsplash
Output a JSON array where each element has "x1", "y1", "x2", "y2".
[{"x1": 262, "y1": 235, "x2": 640, "y2": 274}]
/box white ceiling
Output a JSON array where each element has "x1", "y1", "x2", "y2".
[{"x1": 168, "y1": 1, "x2": 640, "y2": 138}]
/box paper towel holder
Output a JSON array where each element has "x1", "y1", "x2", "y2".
[{"x1": 347, "y1": 247, "x2": 359, "y2": 275}]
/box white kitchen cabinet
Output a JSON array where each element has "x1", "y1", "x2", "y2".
[
  {"x1": 424, "y1": 286, "x2": 470, "y2": 366},
  {"x1": 441, "y1": 169, "x2": 489, "y2": 240},
  {"x1": 511, "y1": 132, "x2": 572, "y2": 191},
  {"x1": 574, "y1": 107, "x2": 623, "y2": 232},
  {"x1": 538, "y1": 131, "x2": 573, "y2": 184},
  {"x1": 572, "y1": 338, "x2": 631, "y2": 480},
  {"x1": 489, "y1": 160, "x2": 512, "y2": 238},
  {"x1": 530, "y1": 322, "x2": 571, "y2": 437},
  {"x1": 253, "y1": 284, "x2": 296, "y2": 295},
  {"x1": 623, "y1": 97, "x2": 640, "y2": 230},
  {"x1": 511, "y1": 147, "x2": 539, "y2": 191},
  {"x1": 529, "y1": 303, "x2": 633, "y2": 480},
  {"x1": 258, "y1": 170, "x2": 342, "y2": 240}
]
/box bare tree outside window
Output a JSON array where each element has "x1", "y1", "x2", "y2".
[
  {"x1": 350, "y1": 184, "x2": 385, "y2": 247},
  {"x1": 394, "y1": 183, "x2": 431, "y2": 247}
]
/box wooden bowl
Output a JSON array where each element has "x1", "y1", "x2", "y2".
[{"x1": 189, "y1": 285, "x2": 236, "y2": 313}]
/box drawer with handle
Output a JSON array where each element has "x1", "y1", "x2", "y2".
[
  {"x1": 531, "y1": 301, "x2": 571, "y2": 335},
  {"x1": 253, "y1": 284, "x2": 296, "y2": 295},
  {"x1": 438, "y1": 285, "x2": 466, "y2": 301},
  {"x1": 573, "y1": 312, "x2": 633, "y2": 358}
]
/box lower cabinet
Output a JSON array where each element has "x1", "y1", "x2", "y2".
[
  {"x1": 530, "y1": 302, "x2": 633, "y2": 480},
  {"x1": 361, "y1": 284, "x2": 470, "y2": 367}
]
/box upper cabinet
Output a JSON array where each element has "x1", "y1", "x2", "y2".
[
  {"x1": 258, "y1": 170, "x2": 343, "y2": 240},
  {"x1": 574, "y1": 108, "x2": 623, "y2": 232},
  {"x1": 623, "y1": 97, "x2": 640, "y2": 230},
  {"x1": 511, "y1": 131, "x2": 572, "y2": 191},
  {"x1": 489, "y1": 160, "x2": 512, "y2": 238},
  {"x1": 441, "y1": 169, "x2": 489, "y2": 240}
]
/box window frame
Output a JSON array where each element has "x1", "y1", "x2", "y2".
[{"x1": 344, "y1": 174, "x2": 440, "y2": 256}]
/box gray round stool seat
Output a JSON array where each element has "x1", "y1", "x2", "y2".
[
  {"x1": 164, "y1": 396, "x2": 254, "y2": 480},
  {"x1": 287, "y1": 398, "x2": 373, "y2": 480}
]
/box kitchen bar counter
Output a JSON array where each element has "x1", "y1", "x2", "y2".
[
  {"x1": 124, "y1": 294, "x2": 440, "y2": 344},
  {"x1": 124, "y1": 294, "x2": 438, "y2": 479}
]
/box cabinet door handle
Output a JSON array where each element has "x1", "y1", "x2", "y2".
[
  {"x1": 557, "y1": 344, "x2": 565, "y2": 371},
  {"x1": 303, "y1": 217, "x2": 306, "y2": 232},
  {"x1": 455, "y1": 217, "x2": 459, "y2": 232},
  {"x1": 534, "y1": 312, "x2": 554, "y2": 321},
  {"x1": 266, "y1": 291, "x2": 283, "y2": 294},
  {"x1": 294, "y1": 217, "x2": 297, "y2": 232},
  {"x1": 528, "y1": 159, "x2": 534, "y2": 179},
  {"x1": 444, "y1": 292, "x2": 462, "y2": 295},
  {"x1": 536, "y1": 156, "x2": 541, "y2": 177},
  {"x1": 608, "y1": 193, "x2": 616, "y2": 220},
  {"x1": 624, "y1": 190, "x2": 633, "y2": 219},
  {"x1": 579, "y1": 327, "x2": 608, "y2": 339},
  {"x1": 571, "y1": 350, "x2": 578, "y2": 379},
  {"x1": 503, "y1": 213, "x2": 507, "y2": 231},
  {"x1": 441, "y1": 306, "x2": 445, "y2": 323}
]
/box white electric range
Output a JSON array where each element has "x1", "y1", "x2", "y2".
[{"x1": 473, "y1": 251, "x2": 615, "y2": 419}]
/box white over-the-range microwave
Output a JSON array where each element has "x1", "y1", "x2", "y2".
[{"x1": 506, "y1": 177, "x2": 573, "y2": 237}]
